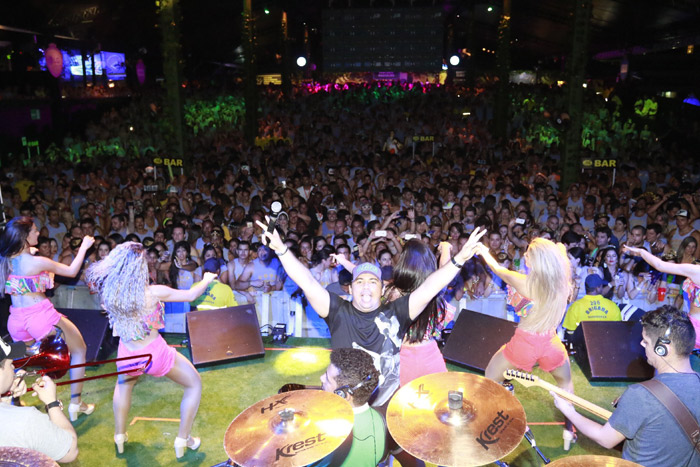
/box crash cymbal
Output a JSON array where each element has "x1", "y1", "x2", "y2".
[
  {"x1": 224, "y1": 389, "x2": 354, "y2": 467},
  {"x1": 0, "y1": 446, "x2": 59, "y2": 467},
  {"x1": 549, "y1": 455, "x2": 642, "y2": 466},
  {"x1": 387, "y1": 372, "x2": 526, "y2": 467}
]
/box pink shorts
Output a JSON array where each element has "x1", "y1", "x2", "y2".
[
  {"x1": 117, "y1": 335, "x2": 176, "y2": 378},
  {"x1": 502, "y1": 328, "x2": 568, "y2": 372},
  {"x1": 689, "y1": 314, "x2": 700, "y2": 349},
  {"x1": 399, "y1": 339, "x2": 447, "y2": 387},
  {"x1": 8, "y1": 299, "x2": 63, "y2": 342}
]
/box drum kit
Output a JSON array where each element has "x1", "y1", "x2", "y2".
[
  {"x1": 0, "y1": 447, "x2": 59, "y2": 467},
  {"x1": 220, "y1": 372, "x2": 642, "y2": 467}
]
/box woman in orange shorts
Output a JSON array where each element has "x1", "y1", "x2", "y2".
[
  {"x1": 476, "y1": 238, "x2": 576, "y2": 447},
  {"x1": 86, "y1": 242, "x2": 215, "y2": 459},
  {"x1": 0, "y1": 216, "x2": 95, "y2": 421}
]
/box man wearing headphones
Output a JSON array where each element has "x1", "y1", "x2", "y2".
[
  {"x1": 313, "y1": 348, "x2": 386, "y2": 467},
  {"x1": 552, "y1": 305, "x2": 700, "y2": 466}
]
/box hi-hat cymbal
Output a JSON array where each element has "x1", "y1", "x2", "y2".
[
  {"x1": 0, "y1": 446, "x2": 59, "y2": 467},
  {"x1": 387, "y1": 372, "x2": 527, "y2": 466},
  {"x1": 224, "y1": 389, "x2": 354, "y2": 467},
  {"x1": 549, "y1": 455, "x2": 643, "y2": 466}
]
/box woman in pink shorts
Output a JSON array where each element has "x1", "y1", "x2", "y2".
[
  {"x1": 476, "y1": 238, "x2": 576, "y2": 447},
  {"x1": 86, "y1": 242, "x2": 216, "y2": 459},
  {"x1": 0, "y1": 217, "x2": 95, "y2": 421}
]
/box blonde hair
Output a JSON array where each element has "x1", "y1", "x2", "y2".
[
  {"x1": 521, "y1": 238, "x2": 572, "y2": 333},
  {"x1": 85, "y1": 242, "x2": 151, "y2": 340}
]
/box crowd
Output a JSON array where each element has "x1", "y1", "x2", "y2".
[{"x1": 1, "y1": 79, "x2": 699, "y2": 465}]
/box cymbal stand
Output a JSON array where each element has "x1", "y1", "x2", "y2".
[
  {"x1": 524, "y1": 428, "x2": 551, "y2": 464},
  {"x1": 0, "y1": 184, "x2": 7, "y2": 229},
  {"x1": 209, "y1": 460, "x2": 235, "y2": 467}
]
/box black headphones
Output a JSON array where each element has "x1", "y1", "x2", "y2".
[
  {"x1": 334, "y1": 374, "x2": 372, "y2": 399},
  {"x1": 654, "y1": 325, "x2": 672, "y2": 357}
]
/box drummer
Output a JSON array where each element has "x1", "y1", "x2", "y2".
[
  {"x1": 257, "y1": 220, "x2": 486, "y2": 407},
  {"x1": 311, "y1": 348, "x2": 385, "y2": 467},
  {"x1": 0, "y1": 336, "x2": 78, "y2": 463}
]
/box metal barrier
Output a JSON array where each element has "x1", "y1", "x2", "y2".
[{"x1": 49, "y1": 285, "x2": 101, "y2": 310}]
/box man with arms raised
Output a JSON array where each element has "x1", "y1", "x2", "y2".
[
  {"x1": 552, "y1": 305, "x2": 700, "y2": 467},
  {"x1": 258, "y1": 218, "x2": 485, "y2": 406}
]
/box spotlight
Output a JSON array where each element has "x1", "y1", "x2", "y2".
[
  {"x1": 449, "y1": 55, "x2": 460, "y2": 66},
  {"x1": 487, "y1": 6, "x2": 493, "y2": 12},
  {"x1": 296, "y1": 56, "x2": 307, "y2": 67},
  {"x1": 264, "y1": 8, "x2": 270, "y2": 14}
]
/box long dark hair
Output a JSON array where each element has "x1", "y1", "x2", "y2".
[
  {"x1": 169, "y1": 240, "x2": 193, "y2": 288},
  {"x1": 0, "y1": 217, "x2": 34, "y2": 297},
  {"x1": 389, "y1": 240, "x2": 444, "y2": 343},
  {"x1": 597, "y1": 245, "x2": 618, "y2": 299},
  {"x1": 311, "y1": 245, "x2": 334, "y2": 268}
]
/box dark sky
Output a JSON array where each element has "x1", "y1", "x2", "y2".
[{"x1": 2, "y1": 1, "x2": 699, "y2": 86}]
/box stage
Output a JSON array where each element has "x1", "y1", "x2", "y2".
[{"x1": 43, "y1": 334, "x2": 699, "y2": 467}]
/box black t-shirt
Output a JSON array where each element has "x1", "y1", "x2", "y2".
[{"x1": 326, "y1": 293, "x2": 412, "y2": 406}]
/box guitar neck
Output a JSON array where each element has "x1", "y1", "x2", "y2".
[{"x1": 534, "y1": 378, "x2": 612, "y2": 421}]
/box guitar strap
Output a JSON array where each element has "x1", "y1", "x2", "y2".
[{"x1": 639, "y1": 379, "x2": 700, "y2": 455}]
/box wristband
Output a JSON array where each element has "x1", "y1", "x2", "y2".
[
  {"x1": 45, "y1": 400, "x2": 63, "y2": 412},
  {"x1": 278, "y1": 246, "x2": 289, "y2": 257},
  {"x1": 451, "y1": 257, "x2": 464, "y2": 269}
]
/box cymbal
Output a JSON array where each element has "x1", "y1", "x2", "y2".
[
  {"x1": 387, "y1": 372, "x2": 527, "y2": 466},
  {"x1": 224, "y1": 389, "x2": 354, "y2": 467},
  {"x1": 0, "y1": 446, "x2": 59, "y2": 467},
  {"x1": 549, "y1": 455, "x2": 643, "y2": 466}
]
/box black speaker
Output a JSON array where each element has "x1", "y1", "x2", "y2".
[
  {"x1": 572, "y1": 321, "x2": 654, "y2": 382},
  {"x1": 57, "y1": 308, "x2": 118, "y2": 362},
  {"x1": 442, "y1": 310, "x2": 517, "y2": 373},
  {"x1": 185, "y1": 304, "x2": 265, "y2": 368},
  {"x1": 0, "y1": 296, "x2": 10, "y2": 338}
]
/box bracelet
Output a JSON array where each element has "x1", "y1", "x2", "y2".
[
  {"x1": 451, "y1": 257, "x2": 464, "y2": 269},
  {"x1": 278, "y1": 246, "x2": 289, "y2": 257}
]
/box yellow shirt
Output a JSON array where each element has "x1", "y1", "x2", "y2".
[
  {"x1": 189, "y1": 280, "x2": 237, "y2": 310},
  {"x1": 563, "y1": 294, "x2": 621, "y2": 331}
]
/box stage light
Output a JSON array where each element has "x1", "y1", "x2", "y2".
[
  {"x1": 264, "y1": 8, "x2": 270, "y2": 14},
  {"x1": 487, "y1": 6, "x2": 493, "y2": 12},
  {"x1": 449, "y1": 55, "x2": 460, "y2": 66},
  {"x1": 582, "y1": 82, "x2": 588, "y2": 88},
  {"x1": 296, "y1": 56, "x2": 307, "y2": 67},
  {"x1": 273, "y1": 348, "x2": 329, "y2": 376}
]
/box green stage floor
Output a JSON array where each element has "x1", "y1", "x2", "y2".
[{"x1": 44, "y1": 335, "x2": 698, "y2": 467}]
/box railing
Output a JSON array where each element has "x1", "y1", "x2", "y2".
[{"x1": 50, "y1": 284, "x2": 678, "y2": 339}]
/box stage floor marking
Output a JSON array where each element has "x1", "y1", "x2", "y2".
[{"x1": 129, "y1": 417, "x2": 180, "y2": 426}]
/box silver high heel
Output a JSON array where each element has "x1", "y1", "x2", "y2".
[
  {"x1": 174, "y1": 436, "x2": 201, "y2": 458},
  {"x1": 68, "y1": 401, "x2": 95, "y2": 422},
  {"x1": 114, "y1": 433, "x2": 128, "y2": 454}
]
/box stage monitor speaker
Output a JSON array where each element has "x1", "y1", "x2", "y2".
[
  {"x1": 442, "y1": 310, "x2": 517, "y2": 373},
  {"x1": 572, "y1": 321, "x2": 654, "y2": 382},
  {"x1": 186, "y1": 304, "x2": 265, "y2": 368},
  {"x1": 57, "y1": 308, "x2": 118, "y2": 362}
]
